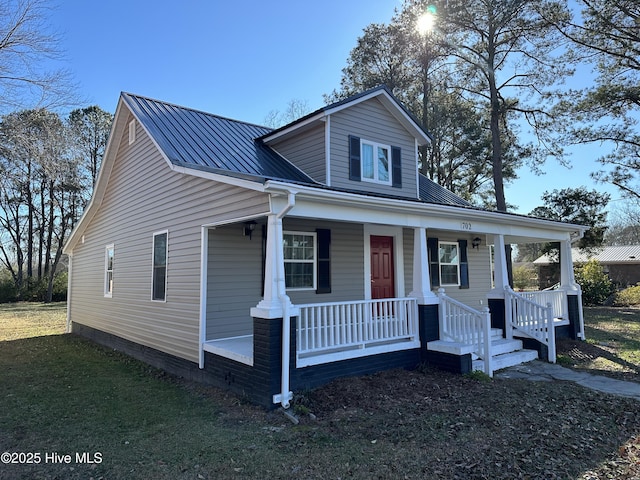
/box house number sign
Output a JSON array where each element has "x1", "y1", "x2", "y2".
[{"x1": 460, "y1": 222, "x2": 472, "y2": 231}]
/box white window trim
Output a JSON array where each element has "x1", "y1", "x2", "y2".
[
  {"x1": 104, "y1": 244, "x2": 114, "y2": 298},
  {"x1": 439, "y1": 241, "x2": 461, "y2": 287},
  {"x1": 283, "y1": 230, "x2": 317, "y2": 291},
  {"x1": 151, "y1": 230, "x2": 168, "y2": 302},
  {"x1": 361, "y1": 139, "x2": 392, "y2": 186}
]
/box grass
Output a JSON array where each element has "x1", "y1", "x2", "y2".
[
  {"x1": 557, "y1": 306, "x2": 640, "y2": 382},
  {"x1": 0, "y1": 302, "x2": 67, "y2": 340},
  {"x1": 1, "y1": 303, "x2": 639, "y2": 479}
]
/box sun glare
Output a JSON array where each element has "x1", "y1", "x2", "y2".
[{"x1": 416, "y1": 11, "x2": 436, "y2": 35}]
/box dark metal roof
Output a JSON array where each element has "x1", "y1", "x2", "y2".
[
  {"x1": 418, "y1": 174, "x2": 471, "y2": 207},
  {"x1": 122, "y1": 93, "x2": 317, "y2": 184},
  {"x1": 121, "y1": 92, "x2": 470, "y2": 209}
]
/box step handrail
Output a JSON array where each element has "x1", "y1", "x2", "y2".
[
  {"x1": 504, "y1": 285, "x2": 556, "y2": 363},
  {"x1": 438, "y1": 289, "x2": 493, "y2": 376}
]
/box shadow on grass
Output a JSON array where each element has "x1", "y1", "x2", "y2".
[{"x1": 1, "y1": 334, "x2": 640, "y2": 479}]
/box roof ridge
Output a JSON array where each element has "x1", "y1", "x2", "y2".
[{"x1": 121, "y1": 92, "x2": 274, "y2": 132}]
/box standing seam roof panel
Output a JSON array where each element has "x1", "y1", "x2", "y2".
[{"x1": 122, "y1": 93, "x2": 316, "y2": 184}]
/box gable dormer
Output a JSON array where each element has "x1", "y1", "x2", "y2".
[{"x1": 262, "y1": 86, "x2": 430, "y2": 200}]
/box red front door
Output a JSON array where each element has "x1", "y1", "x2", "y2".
[{"x1": 370, "y1": 235, "x2": 395, "y2": 299}]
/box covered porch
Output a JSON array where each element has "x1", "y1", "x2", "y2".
[{"x1": 198, "y1": 186, "x2": 586, "y2": 407}]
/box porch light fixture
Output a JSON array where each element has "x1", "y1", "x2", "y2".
[
  {"x1": 472, "y1": 237, "x2": 482, "y2": 249},
  {"x1": 243, "y1": 221, "x2": 257, "y2": 240}
]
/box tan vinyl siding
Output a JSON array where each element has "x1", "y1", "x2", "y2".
[
  {"x1": 428, "y1": 231, "x2": 493, "y2": 309},
  {"x1": 69, "y1": 113, "x2": 270, "y2": 363},
  {"x1": 270, "y1": 123, "x2": 326, "y2": 183},
  {"x1": 206, "y1": 224, "x2": 263, "y2": 340},
  {"x1": 283, "y1": 219, "x2": 365, "y2": 305},
  {"x1": 330, "y1": 98, "x2": 418, "y2": 199}
]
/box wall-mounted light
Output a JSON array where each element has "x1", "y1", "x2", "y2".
[
  {"x1": 243, "y1": 221, "x2": 257, "y2": 240},
  {"x1": 472, "y1": 237, "x2": 482, "y2": 249}
]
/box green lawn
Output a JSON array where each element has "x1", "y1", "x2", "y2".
[
  {"x1": 1, "y1": 303, "x2": 639, "y2": 479},
  {"x1": 557, "y1": 307, "x2": 640, "y2": 381}
]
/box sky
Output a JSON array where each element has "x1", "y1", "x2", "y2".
[{"x1": 46, "y1": 0, "x2": 621, "y2": 215}]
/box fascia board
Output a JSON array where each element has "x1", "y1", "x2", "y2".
[
  {"x1": 324, "y1": 89, "x2": 431, "y2": 145},
  {"x1": 261, "y1": 112, "x2": 327, "y2": 144},
  {"x1": 262, "y1": 89, "x2": 431, "y2": 146},
  {"x1": 265, "y1": 181, "x2": 587, "y2": 241}
]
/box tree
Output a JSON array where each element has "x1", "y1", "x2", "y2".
[
  {"x1": 68, "y1": 106, "x2": 113, "y2": 187},
  {"x1": 605, "y1": 198, "x2": 640, "y2": 245},
  {"x1": 326, "y1": 3, "x2": 513, "y2": 206},
  {"x1": 0, "y1": 108, "x2": 82, "y2": 301},
  {"x1": 263, "y1": 99, "x2": 311, "y2": 129},
  {"x1": 552, "y1": 0, "x2": 640, "y2": 199},
  {"x1": 529, "y1": 187, "x2": 610, "y2": 250},
  {"x1": 442, "y1": 0, "x2": 573, "y2": 212},
  {"x1": 0, "y1": 0, "x2": 75, "y2": 111}
]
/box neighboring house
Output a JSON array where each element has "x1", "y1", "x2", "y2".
[
  {"x1": 535, "y1": 245, "x2": 640, "y2": 288},
  {"x1": 63, "y1": 86, "x2": 588, "y2": 409}
]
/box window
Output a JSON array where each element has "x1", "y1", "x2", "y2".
[
  {"x1": 427, "y1": 238, "x2": 469, "y2": 289},
  {"x1": 349, "y1": 135, "x2": 402, "y2": 188},
  {"x1": 361, "y1": 140, "x2": 391, "y2": 185},
  {"x1": 152, "y1": 231, "x2": 168, "y2": 301},
  {"x1": 283, "y1": 232, "x2": 316, "y2": 290},
  {"x1": 105, "y1": 244, "x2": 114, "y2": 297},
  {"x1": 439, "y1": 242, "x2": 460, "y2": 286}
]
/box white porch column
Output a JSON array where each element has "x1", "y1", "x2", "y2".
[
  {"x1": 488, "y1": 234, "x2": 509, "y2": 298},
  {"x1": 559, "y1": 238, "x2": 580, "y2": 291},
  {"x1": 409, "y1": 227, "x2": 438, "y2": 304},
  {"x1": 251, "y1": 214, "x2": 297, "y2": 319}
]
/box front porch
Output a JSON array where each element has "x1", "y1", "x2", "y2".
[
  {"x1": 202, "y1": 283, "x2": 583, "y2": 383},
  {"x1": 198, "y1": 199, "x2": 586, "y2": 407}
]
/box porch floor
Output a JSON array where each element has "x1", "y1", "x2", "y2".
[{"x1": 203, "y1": 335, "x2": 253, "y2": 366}]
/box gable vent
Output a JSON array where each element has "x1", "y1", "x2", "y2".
[{"x1": 128, "y1": 120, "x2": 136, "y2": 145}]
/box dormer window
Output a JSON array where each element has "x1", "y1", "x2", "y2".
[
  {"x1": 349, "y1": 135, "x2": 402, "y2": 188},
  {"x1": 361, "y1": 140, "x2": 391, "y2": 185}
]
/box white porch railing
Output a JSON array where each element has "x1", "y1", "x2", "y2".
[
  {"x1": 519, "y1": 289, "x2": 567, "y2": 322},
  {"x1": 296, "y1": 297, "x2": 419, "y2": 366},
  {"x1": 505, "y1": 286, "x2": 556, "y2": 363},
  {"x1": 437, "y1": 289, "x2": 493, "y2": 376}
]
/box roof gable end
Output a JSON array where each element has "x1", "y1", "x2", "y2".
[{"x1": 261, "y1": 86, "x2": 431, "y2": 146}]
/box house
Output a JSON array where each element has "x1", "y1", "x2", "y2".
[
  {"x1": 535, "y1": 245, "x2": 640, "y2": 288},
  {"x1": 63, "y1": 86, "x2": 588, "y2": 409}
]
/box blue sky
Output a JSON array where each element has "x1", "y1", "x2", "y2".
[{"x1": 48, "y1": 0, "x2": 620, "y2": 215}]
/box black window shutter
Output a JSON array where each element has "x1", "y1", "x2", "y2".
[
  {"x1": 391, "y1": 146, "x2": 402, "y2": 188},
  {"x1": 316, "y1": 229, "x2": 331, "y2": 294},
  {"x1": 458, "y1": 239, "x2": 469, "y2": 289},
  {"x1": 427, "y1": 237, "x2": 440, "y2": 288},
  {"x1": 349, "y1": 135, "x2": 361, "y2": 181}
]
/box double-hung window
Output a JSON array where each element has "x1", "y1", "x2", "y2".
[
  {"x1": 152, "y1": 231, "x2": 168, "y2": 301},
  {"x1": 283, "y1": 231, "x2": 316, "y2": 290},
  {"x1": 361, "y1": 140, "x2": 391, "y2": 185},
  {"x1": 104, "y1": 244, "x2": 114, "y2": 297},
  {"x1": 439, "y1": 241, "x2": 460, "y2": 286}
]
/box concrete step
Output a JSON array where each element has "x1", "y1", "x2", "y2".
[{"x1": 473, "y1": 349, "x2": 538, "y2": 373}]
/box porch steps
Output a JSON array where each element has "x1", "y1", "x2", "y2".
[
  {"x1": 427, "y1": 332, "x2": 538, "y2": 373},
  {"x1": 471, "y1": 336, "x2": 538, "y2": 372}
]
